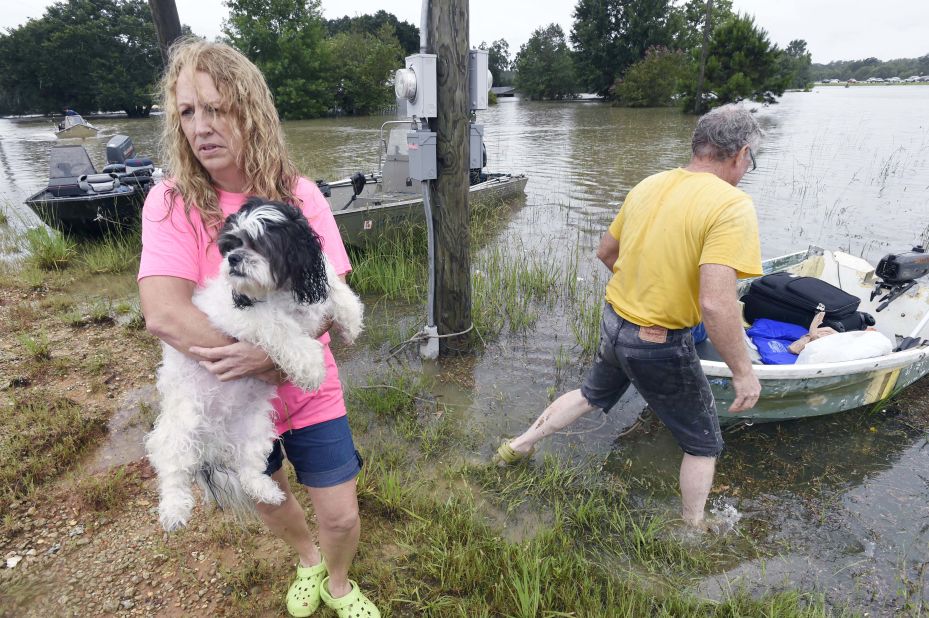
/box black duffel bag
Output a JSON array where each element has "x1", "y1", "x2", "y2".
[{"x1": 741, "y1": 271, "x2": 875, "y2": 332}]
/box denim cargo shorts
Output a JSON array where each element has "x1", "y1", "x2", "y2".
[{"x1": 580, "y1": 304, "x2": 723, "y2": 457}]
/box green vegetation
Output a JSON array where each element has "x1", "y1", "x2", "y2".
[
  {"x1": 681, "y1": 14, "x2": 789, "y2": 110},
  {"x1": 0, "y1": 0, "x2": 162, "y2": 117},
  {"x1": 324, "y1": 27, "x2": 404, "y2": 116},
  {"x1": 325, "y1": 9, "x2": 420, "y2": 56},
  {"x1": 514, "y1": 25, "x2": 578, "y2": 101},
  {"x1": 571, "y1": 0, "x2": 682, "y2": 97},
  {"x1": 0, "y1": 394, "x2": 107, "y2": 510},
  {"x1": 615, "y1": 47, "x2": 690, "y2": 107},
  {"x1": 479, "y1": 38, "x2": 514, "y2": 87},
  {"x1": 812, "y1": 53, "x2": 929, "y2": 82},
  {"x1": 78, "y1": 465, "x2": 143, "y2": 512},
  {"x1": 0, "y1": 1, "x2": 416, "y2": 120}
]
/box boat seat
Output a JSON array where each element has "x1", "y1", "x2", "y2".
[{"x1": 695, "y1": 339, "x2": 725, "y2": 362}]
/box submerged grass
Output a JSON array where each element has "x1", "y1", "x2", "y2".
[{"x1": 342, "y1": 368, "x2": 845, "y2": 617}]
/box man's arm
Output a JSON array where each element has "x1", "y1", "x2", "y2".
[
  {"x1": 699, "y1": 264, "x2": 760, "y2": 413},
  {"x1": 140, "y1": 275, "x2": 277, "y2": 382},
  {"x1": 596, "y1": 231, "x2": 619, "y2": 271}
]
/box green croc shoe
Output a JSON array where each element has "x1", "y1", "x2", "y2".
[
  {"x1": 286, "y1": 558, "x2": 327, "y2": 617},
  {"x1": 492, "y1": 440, "x2": 535, "y2": 466},
  {"x1": 319, "y1": 576, "x2": 380, "y2": 618}
]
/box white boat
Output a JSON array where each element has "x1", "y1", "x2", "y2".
[
  {"x1": 321, "y1": 121, "x2": 527, "y2": 246},
  {"x1": 55, "y1": 113, "x2": 99, "y2": 139},
  {"x1": 698, "y1": 247, "x2": 929, "y2": 424}
]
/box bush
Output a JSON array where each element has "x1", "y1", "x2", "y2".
[{"x1": 613, "y1": 47, "x2": 689, "y2": 107}]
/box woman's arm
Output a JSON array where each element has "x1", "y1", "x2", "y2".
[{"x1": 140, "y1": 275, "x2": 277, "y2": 381}]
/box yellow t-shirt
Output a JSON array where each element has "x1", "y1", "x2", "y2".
[{"x1": 604, "y1": 168, "x2": 763, "y2": 329}]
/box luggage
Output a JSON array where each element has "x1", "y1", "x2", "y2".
[{"x1": 741, "y1": 272, "x2": 875, "y2": 332}]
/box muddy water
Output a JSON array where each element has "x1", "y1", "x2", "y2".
[{"x1": 3, "y1": 86, "x2": 929, "y2": 612}]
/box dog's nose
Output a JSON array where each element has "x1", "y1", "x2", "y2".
[{"x1": 227, "y1": 253, "x2": 243, "y2": 268}]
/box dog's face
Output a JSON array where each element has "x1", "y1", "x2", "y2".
[{"x1": 218, "y1": 198, "x2": 329, "y2": 308}]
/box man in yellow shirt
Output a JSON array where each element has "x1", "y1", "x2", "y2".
[{"x1": 495, "y1": 103, "x2": 764, "y2": 529}]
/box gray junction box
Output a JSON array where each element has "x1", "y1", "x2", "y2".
[
  {"x1": 407, "y1": 131, "x2": 437, "y2": 181},
  {"x1": 469, "y1": 124, "x2": 484, "y2": 169}
]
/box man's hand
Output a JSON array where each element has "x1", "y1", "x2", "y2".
[
  {"x1": 189, "y1": 341, "x2": 276, "y2": 382},
  {"x1": 729, "y1": 371, "x2": 761, "y2": 413}
]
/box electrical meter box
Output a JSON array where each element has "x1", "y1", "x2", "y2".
[
  {"x1": 407, "y1": 131, "x2": 437, "y2": 181},
  {"x1": 400, "y1": 54, "x2": 437, "y2": 118},
  {"x1": 469, "y1": 124, "x2": 484, "y2": 169},
  {"x1": 468, "y1": 49, "x2": 491, "y2": 110}
]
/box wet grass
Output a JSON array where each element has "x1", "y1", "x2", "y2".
[
  {"x1": 77, "y1": 465, "x2": 143, "y2": 512},
  {"x1": 341, "y1": 367, "x2": 846, "y2": 617},
  {"x1": 0, "y1": 393, "x2": 107, "y2": 511}
]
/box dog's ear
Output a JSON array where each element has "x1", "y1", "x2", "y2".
[{"x1": 267, "y1": 204, "x2": 329, "y2": 305}]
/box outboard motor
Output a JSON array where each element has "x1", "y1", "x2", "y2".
[
  {"x1": 103, "y1": 134, "x2": 155, "y2": 188},
  {"x1": 872, "y1": 245, "x2": 929, "y2": 311},
  {"x1": 105, "y1": 134, "x2": 136, "y2": 165}
]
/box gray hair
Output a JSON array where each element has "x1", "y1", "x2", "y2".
[{"x1": 691, "y1": 104, "x2": 763, "y2": 160}]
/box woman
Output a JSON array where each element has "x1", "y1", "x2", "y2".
[{"x1": 137, "y1": 38, "x2": 379, "y2": 618}]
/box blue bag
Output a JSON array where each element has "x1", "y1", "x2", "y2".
[{"x1": 747, "y1": 318, "x2": 808, "y2": 365}]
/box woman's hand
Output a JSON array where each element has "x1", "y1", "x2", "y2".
[{"x1": 189, "y1": 341, "x2": 278, "y2": 382}]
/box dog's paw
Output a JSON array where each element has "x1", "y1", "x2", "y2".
[
  {"x1": 293, "y1": 363, "x2": 327, "y2": 392},
  {"x1": 159, "y1": 505, "x2": 191, "y2": 532},
  {"x1": 242, "y1": 475, "x2": 286, "y2": 505}
]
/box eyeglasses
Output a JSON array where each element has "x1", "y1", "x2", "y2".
[{"x1": 748, "y1": 148, "x2": 757, "y2": 172}]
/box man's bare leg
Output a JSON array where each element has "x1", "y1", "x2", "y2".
[
  {"x1": 508, "y1": 389, "x2": 599, "y2": 454},
  {"x1": 679, "y1": 453, "x2": 716, "y2": 527}
]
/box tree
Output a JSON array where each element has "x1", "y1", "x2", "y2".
[
  {"x1": 0, "y1": 0, "x2": 162, "y2": 117},
  {"x1": 614, "y1": 46, "x2": 689, "y2": 107},
  {"x1": 571, "y1": 0, "x2": 680, "y2": 96},
  {"x1": 223, "y1": 0, "x2": 332, "y2": 119},
  {"x1": 672, "y1": 0, "x2": 733, "y2": 51},
  {"x1": 681, "y1": 14, "x2": 788, "y2": 111},
  {"x1": 324, "y1": 25, "x2": 403, "y2": 115},
  {"x1": 326, "y1": 10, "x2": 419, "y2": 55},
  {"x1": 514, "y1": 24, "x2": 577, "y2": 100},
  {"x1": 480, "y1": 39, "x2": 511, "y2": 86},
  {"x1": 779, "y1": 39, "x2": 812, "y2": 89}
]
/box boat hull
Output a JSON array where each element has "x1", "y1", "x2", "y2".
[
  {"x1": 55, "y1": 125, "x2": 99, "y2": 139},
  {"x1": 699, "y1": 247, "x2": 929, "y2": 424},
  {"x1": 25, "y1": 187, "x2": 143, "y2": 236},
  {"x1": 330, "y1": 174, "x2": 528, "y2": 247}
]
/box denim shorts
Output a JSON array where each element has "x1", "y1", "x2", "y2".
[
  {"x1": 264, "y1": 415, "x2": 363, "y2": 488},
  {"x1": 580, "y1": 304, "x2": 723, "y2": 457}
]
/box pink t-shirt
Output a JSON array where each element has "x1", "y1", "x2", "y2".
[{"x1": 138, "y1": 177, "x2": 352, "y2": 434}]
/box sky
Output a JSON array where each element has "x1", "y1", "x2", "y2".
[{"x1": 2, "y1": 0, "x2": 928, "y2": 64}]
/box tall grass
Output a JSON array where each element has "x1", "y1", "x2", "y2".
[
  {"x1": 80, "y1": 228, "x2": 141, "y2": 274},
  {"x1": 24, "y1": 227, "x2": 77, "y2": 271}
]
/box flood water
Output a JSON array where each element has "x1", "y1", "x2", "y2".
[{"x1": 3, "y1": 86, "x2": 929, "y2": 613}]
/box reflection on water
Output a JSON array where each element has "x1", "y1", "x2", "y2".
[{"x1": 3, "y1": 86, "x2": 929, "y2": 611}]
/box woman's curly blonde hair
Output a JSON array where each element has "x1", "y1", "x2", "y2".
[{"x1": 158, "y1": 37, "x2": 300, "y2": 233}]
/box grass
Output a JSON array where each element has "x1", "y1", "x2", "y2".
[
  {"x1": 24, "y1": 227, "x2": 77, "y2": 271},
  {"x1": 79, "y1": 229, "x2": 141, "y2": 274},
  {"x1": 0, "y1": 392, "x2": 107, "y2": 510},
  {"x1": 77, "y1": 465, "x2": 142, "y2": 512}
]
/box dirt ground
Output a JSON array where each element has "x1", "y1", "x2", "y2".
[{"x1": 0, "y1": 280, "x2": 306, "y2": 617}]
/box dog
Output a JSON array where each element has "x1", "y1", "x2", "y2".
[{"x1": 146, "y1": 197, "x2": 364, "y2": 531}]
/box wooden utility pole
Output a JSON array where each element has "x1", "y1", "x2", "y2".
[
  {"x1": 425, "y1": 1, "x2": 471, "y2": 354},
  {"x1": 694, "y1": 0, "x2": 713, "y2": 115},
  {"x1": 148, "y1": 0, "x2": 182, "y2": 65}
]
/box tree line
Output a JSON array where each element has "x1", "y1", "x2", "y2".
[
  {"x1": 3, "y1": 0, "x2": 923, "y2": 120},
  {"x1": 811, "y1": 55, "x2": 929, "y2": 82},
  {"x1": 504, "y1": 0, "x2": 814, "y2": 110},
  {"x1": 0, "y1": 0, "x2": 417, "y2": 119}
]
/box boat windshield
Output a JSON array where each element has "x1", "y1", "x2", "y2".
[
  {"x1": 62, "y1": 115, "x2": 88, "y2": 130},
  {"x1": 48, "y1": 145, "x2": 97, "y2": 178}
]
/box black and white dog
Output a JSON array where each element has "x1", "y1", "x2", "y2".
[{"x1": 146, "y1": 198, "x2": 364, "y2": 531}]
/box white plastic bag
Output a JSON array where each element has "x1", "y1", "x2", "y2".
[{"x1": 795, "y1": 330, "x2": 893, "y2": 364}]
